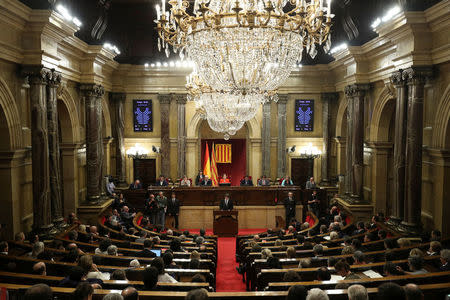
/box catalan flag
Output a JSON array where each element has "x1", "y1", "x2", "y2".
[
  {"x1": 203, "y1": 143, "x2": 211, "y2": 178},
  {"x1": 215, "y1": 144, "x2": 232, "y2": 163},
  {"x1": 210, "y1": 143, "x2": 219, "y2": 186}
]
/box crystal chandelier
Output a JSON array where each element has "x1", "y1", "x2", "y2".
[{"x1": 155, "y1": 0, "x2": 333, "y2": 95}]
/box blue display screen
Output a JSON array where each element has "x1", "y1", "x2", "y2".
[
  {"x1": 133, "y1": 100, "x2": 153, "y2": 132},
  {"x1": 295, "y1": 99, "x2": 314, "y2": 131}
]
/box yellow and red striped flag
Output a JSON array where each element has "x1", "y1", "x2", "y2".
[
  {"x1": 215, "y1": 144, "x2": 232, "y2": 163},
  {"x1": 210, "y1": 143, "x2": 219, "y2": 186},
  {"x1": 203, "y1": 142, "x2": 211, "y2": 178}
]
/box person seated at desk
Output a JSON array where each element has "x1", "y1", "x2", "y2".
[
  {"x1": 129, "y1": 179, "x2": 142, "y2": 190},
  {"x1": 195, "y1": 170, "x2": 205, "y2": 186},
  {"x1": 200, "y1": 175, "x2": 212, "y2": 186},
  {"x1": 180, "y1": 175, "x2": 191, "y2": 187},
  {"x1": 220, "y1": 193, "x2": 234, "y2": 211},
  {"x1": 240, "y1": 175, "x2": 253, "y2": 186},
  {"x1": 281, "y1": 176, "x2": 293, "y2": 186},
  {"x1": 219, "y1": 174, "x2": 231, "y2": 185},
  {"x1": 258, "y1": 175, "x2": 270, "y2": 186},
  {"x1": 305, "y1": 176, "x2": 316, "y2": 189},
  {"x1": 156, "y1": 175, "x2": 168, "y2": 186}
]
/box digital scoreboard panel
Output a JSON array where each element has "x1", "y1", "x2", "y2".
[
  {"x1": 133, "y1": 100, "x2": 153, "y2": 132},
  {"x1": 294, "y1": 99, "x2": 314, "y2": 132}
]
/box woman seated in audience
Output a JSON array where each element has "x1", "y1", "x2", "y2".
[
  {"x1": 111, "y1": 269, "x2": 127, "y2": 280},
  {"x1": 286, "y1": 247, "x2": 296, "y2": 259},
  {"x1": 396, "y1": 255, "x2": 428, "y2": 275},
  {"x1": 427, "y1": 241, "x2": 442, "y2": 256},
  {"x1": 283, "y1": 270, "x2": 301, "y2": 282},
  {"x1": 95, "y1": 239, "x2": 112, "y2": 255},
  {"x1": 334, "y1": 259, "x2": 360, "y2": 280},
  {"x1": 14, "y1": 232, "x2": 25, "y2": 243},
  {"x1": 383, "y1": 261, "x2": 403, "y2": 276},
  {"x1": 261, "y1": 248, "x2": 272, "y2": 260},
  {"x1": 180, "y1": 175, "x2": 191, "y2": 187},
  {"x1": 281, "y1": 176, "x2": 293, "y2": 186},
  {"x1": 72, "y1": 282, "x2": 94, "y2": 300},
  {"x1": 78, "y1": 255, "x2": 110, "y2": 280},
  {"x1": 219, "y1": 174, "x2": 231, "y2": 184},
  {"x1": 107, "y1": 245, "x2": 119, "y2": 256},
  {"x1": 409, "y1": 248, "x2": 424, "y2": 257},
  {"x1": 150, "y1": 257, "x2": 177, "y2": 283}
]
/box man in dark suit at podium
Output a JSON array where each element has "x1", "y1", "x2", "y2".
[
  {"x1": 220, "y1": 193, "x2": 234, "y2": 211},
  {"x1": 167, "y1": 192, "x2": 180, "y2": 229},
  {"x1": 129, "y1": 179, "x2": 142, "y2": 190},
  {"x1": 283, "y1": 192, "x2": 296, "y2": 228}
]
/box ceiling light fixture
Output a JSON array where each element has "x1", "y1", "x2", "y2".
[
  {"x1": 55, "y1": 4, "x2": 82, "y2": 27},
  {"x1": 103, "y1": 42, "x2": 121, "y2": 55},
  {"x1": 371, "y1": 6, "x2": 401, "y2": 29}
]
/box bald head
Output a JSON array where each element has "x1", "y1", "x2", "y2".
[
  {"x1": 404, "y1": 284, "x2": 423, "y2": 300},
  {"x1": 121, "y1": 287, "x2": 138, "y2": 300},
  {"x1": 90, "y1": 226, "x2": 98, "y2": 234},
  {"x1": 32, "y1": 262, "x2": 46, "y2": 276},
  {"x1": 24, "y1": 284, "x2": 53, "y2": 300}
]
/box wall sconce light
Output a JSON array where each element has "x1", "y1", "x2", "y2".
[
  {"x1": 299, "y1": 143, "x2": 322, "y2": 159},
  {"x1": 126, "y1": 143, "x2": 148, "y2": 159},
  {"x1": 286, "y1": 145, "x2": 296, "y2": 153},
  {"x1": 152, "y1": 145, "x2": 161, "y2": 153}
]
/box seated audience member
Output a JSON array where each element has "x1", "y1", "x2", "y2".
[
  {"x1": 319, "y1": 225, "x2": 328, "y2": 234},
  {"x1": 328, "y1": 257, "x2": 338, "y2": 268},
  {"x1": 142, "y1": 266, "x2": 159, "y2": 290},
  {"x1": 369, "y1": 215, "x2": 379, "y2": 229},
  {"x1": 195, "y1": 171, "x2": 205, "y2": 186},
  {"x1": 129, "y1": 179, "x2": 142, "y2": 190},
  {"x1": 136, "y1": 239, "x2": 156, "y2": 258},
  {"x1": 397, "y1": 238, "x2": 412, "y2": 248},
  {"x1": 348, "y1": 284, "x2": 368, "y2": 300},
  {"x1": 287, "y1": 285, "x2": 307, "y2": 300},
  {"x1": 305, "y1": 177, "x2": 316, "y2": 189},
  {"x1": 353, "y1": 251, "x2": 367, "y2": 265},
  {"x1": 306, "y1": 288, "x2": 329, "y2": 300},
  {"x1": 29, "y1": 241, "x2": 45, "y2": 258},
  {"x1": 156, "y1": 175, "x2": 168, "y2": 186},
  {"x1": 267, "y1": 256, "x2": 282, "y2": 269},
  {"x1": 351, "y1": 238, "x2": 365, "y2": 252},
  {"x1": 120, "y1": 206, "x2": 136, "y2": 227},
  {"x1": 72, "y1": 282, "x2": 94, "y2": 300},
  {"x1": 311, "y1": 244, "x2": 324, "y2": 260},
  {"x1": 281, "y1": 176, "x2": 293, "y2": 186},
  {"x1": 135, "y1": 231, "x2": 147, "y2": 244},
  {"x1": 286, "y1": 246, "x2": 296, "y2": 259},
  {"x1": 384, "y1": 261, "x2": 402, "y2": 276},
  {"x1": 404, "y1": 283, "x2": 424, "y2": 300},
  {"x1": 68, "y1": 230, "x2": 79, "y2": 241},
  {"x1": 121, "y1": 287, "x2": 139, "y2": 300},
  {"x1": 32, "y1": 262, "x2": 46, "y2": 276},
  {"x1": 377, "y1": 282, "x2": 406, "y2": 300},
  {"x1": 111, "y1": 269, "x2": 127, "y2": 280},
  {"x1": 258, "y1": 175, "x2": 271, "y2": 186},
  {"x1": 240, "y1": 175, "x2": 253, "y2": 186},
  {"x1": 151, "y1": 257, "x2": 177, "y2": 283},
  {"x1": 79, "y1": 255, "x2": 110, "y2": 280},
  {"x1": 107, "y1": 245, "x2": 119, "y2": 256},
  {"x1": 440, "y1": 249, "x2": 450, "y2": 271},
  {"x1": 191, "y1": 274, "x2": 206, "y2": 283},
  {"x1": 409, "y1": 248, "x2": 424, "y2": 258},
  {"x1": 170, "y1": 238, "x2": 183, "y2": 252},
  {"x1": 298, "y1": 258, "x2": 312, "y2": 269},
  {"x1": 14, "y1": 232, "x2": 25, "y2": 243},
  {"x1": 283, "y1": 270, "x2": 301, "y2": 282},
  {"x1": 200, "y1": 175, "x2": 212, "y2": 186},
  {"x1": 261, "y1": 248, "x2": 273, "y2": 259},
  {"x1": 24, "y1": 284, "x2": 53, "y2": 300},
  {"x1": 59, "y1": 266, "x2": 102, "y2": 288},
  {"x1": 0, "y1": 241, "x2": 8, "y2": 255},
  {"x1": 397, "y1": 255, "x2": 428, "y2": 275},
  {"x1": 219, "y1": 174, "x2": 231, "y2": 184},
  {"x1": 113, "y1": 193, "x2": 127, "y2": 211},
  {"x1": 334, "y1": 259, "x2": 360, "y2": 280},
  {"x1": 103, "y1": 294, "x2": 123, "y2": 300},
  {"x1": 163, "y1": 251, "x2": 179, "y2": 269},
  {"x1": 61, "y1": 247, "x2": 81, "y2": 263},
  {"x1": 129, "y1": 259, "x2": 140, "y2": 268},
  {"x1": 189, "y1": 258, "x2": 201, "y2": 269},
  {"x1": 185, "y1": 289, "x2": 209, "y2": 300},
  {"x1": 341, "y1": 245, "x2": 355, "y2": 255},
  {"x1": 95, "y1": 239, "x2": 112, "y2": 255},
  {"x1": 89, "y1": 226, "x2": 100, "y2": 238},
  {"x1": 180, "y1": 175, "x2": 191, "y2": 187},
  {"x1": 378, "y1": 229, "x2": 387, "y2": 240},
  {"x1": 363, "y1": 232, "x2": 377, "y2": 243},
  {"x1": 316, "y1": 267, "x2": 331, "y2": 281},
  {"x1": 431, "y1": 229, "x2": 441, "y2": 241},
  {"x1": 384, "y1": 238, "x2": 398, "y2": 250},
  {"x1": 427, "y1": 241, "x2": 442, "y2": 256}
]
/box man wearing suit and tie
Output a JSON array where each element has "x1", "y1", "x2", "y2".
[
  {"x1": 240, "y1": 175, "x2": 253, "y2": 186},
  {"x1": 283, "y1": 192, "x2": 296, "y2": 228},
  {"x1": 167, "y1": 192, "x2": 180, "y2": 229},
  {"x1": 129, "y1": 179, "x2": 142, "y2": 190},
  {"x1": 156, "y1": 175, "x2": 168, "y2": 186},
  {"x1": 220, "y1": 193, "x2": 233, "y2": 211},
  {"x1": 136, "y1": 239, "x2": 156, "y2": 258}
]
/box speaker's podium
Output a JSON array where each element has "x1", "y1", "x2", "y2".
[{"x1": 213, "y1": 210, "x2": 238, "y2": 237}]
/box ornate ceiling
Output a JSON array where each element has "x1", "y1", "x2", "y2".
[{"x1": 20, "y1": 0, "x2": 442, "y2": 65}]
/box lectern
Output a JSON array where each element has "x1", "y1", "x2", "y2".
[{"x1": 213, "y1": 210, "x2": 238, "y2": 237}]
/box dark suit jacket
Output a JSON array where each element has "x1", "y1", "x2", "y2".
[
  {"x1": 167, "y1": 198, "x2": 180, "y2": 215},
  {"x1": 195, "y1": 175, "x2": 205, "y2": 186},
  {"x1": 240, "y1": 179, "x2": 253, "y2": 186},
  {"x1": 201, "y1": 179, "x2": 212, "y2": 186},
  {"x1": 156, "y1": 180, "x2": 168, "y2": 186},
  {"x1": 220, "y1": 198, "x2": 234, "y2": 210},
  {"x1": 283, "y1": 197, "x2": 296, "y2": 214},
  {"x1": 135, "y1": 248, "x2": 156, "y2": 258},
  {"x1": 129, "y1": 183, "x2": 142, "y2": 190}
]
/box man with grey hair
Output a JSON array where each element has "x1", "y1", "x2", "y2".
[
  {"x1": 440, "y1": 249, "x2": 450, "y2": 271},
  {"x1": 306, "y1": 288, "x2": 329, "y2": 300},
  {"x1": 348, "y1": 284, "x2": 368, "y2": 300},
  {"x1": 195, "y1": 236, "x2": 205, "y2": 246},
  {"x1": 129, "y1": 259, "x2": 140, "y2": 268},
  {"x1": 107, "y1": 245, "x2": 118, "y2": 256},
  {"x1": 103, "y1": 293, "x2": 124, "y2": 300}
]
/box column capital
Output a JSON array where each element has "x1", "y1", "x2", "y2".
[
  {"x1": 344, "y1": 83, "x2": 371, "y2": 98},
  {"x1": 80, "y1": 84, "x2": 105, "y2": 98},
  {"x1": 321, "y1": 92, "x2": 339, "y2": 102},
  {"x1": 21, "y1": 65, "x2": 54, "y2": 85},
  {"x1": 110, "y1": 92, "x2": 126, "y2": 102},
  {"x1": 158, "y1": 94, "x2": 172, "y2": 104},
  {"x1": 47, "y1": 70, "x2": 62, "y2": 88},
  {"x1": 175, "y1": 94, "x2": 187, "y2": 104},
  {"x1": 403, "y1": 66, "x2": 434, "y2": 85},
  {"x1": 277, "y1": 94, "x2": 289, "y2": 104},
  {"x1": 390, "y1": 69, "x2": 406, "y2": 87}
]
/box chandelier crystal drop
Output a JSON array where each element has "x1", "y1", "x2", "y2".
[{"x1": 156, "y1": 0, "x2": 333, "y2": 94}]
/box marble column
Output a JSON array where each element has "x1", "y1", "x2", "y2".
[
  {"x1": 320, "y1": 93, "x2": 338, "y2": 185},
  {"x1": 261, "y1": 102, "x2": 271, "y2": 177},
  {"x1": 402, "y1": 66, "x2": 433, "y2": 230},
  {"x1": 46, "y1": 70, "x2": 64, "y2": 225},
  {"x1": 80, "y1": 84, "x2": 105, "y2": 203},
  {"x1": 111, "y1": 93, "x2": 127, "y2": 186},
  {"x1": 277, "y1": 95, "x2": 288, "y2": 178},
  {"x1": 22, "y1": 66, "x2": 53, "y2": 232},
  {"x1": 159, "y1": 94, "x2": 171, "y2": 177},
  {"x1": 390, "y1": 70, "x2": 407, "y2": 223},
  {"x1": 176, "y1": 95, "x2": 187, "y2": 178},
  {"x1": 344, "y1": 87, "x2": 354, "y2": 195}
]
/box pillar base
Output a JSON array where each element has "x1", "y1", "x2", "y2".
[
  {"x1": 87, "y1": 195, "x2": 101, "y2": 205},
  {"x1": 399, "y1": 221, "x2": 422, "y2": 235}
]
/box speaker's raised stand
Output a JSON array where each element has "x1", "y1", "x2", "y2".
[{"x1": 213, "y1": 210, "x2": 238, "y2": 237}]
